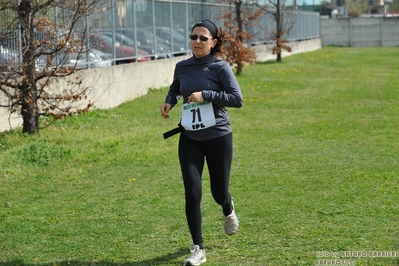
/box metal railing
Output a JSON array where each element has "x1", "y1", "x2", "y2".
[{"x1": 0, "y1": 0, "x2": 320, "y2": 69}]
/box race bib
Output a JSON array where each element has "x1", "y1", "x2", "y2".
[{"x1": 181, "y1": 102, "x2": 216, "y2": 131}]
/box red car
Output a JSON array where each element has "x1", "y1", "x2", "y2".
[{"x1": 91, "y1": 34, "x2": 150, "y2": 64}]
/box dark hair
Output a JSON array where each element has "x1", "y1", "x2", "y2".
[{"x1": 211, "y1": 27, "x2": 225, "y2": 59}]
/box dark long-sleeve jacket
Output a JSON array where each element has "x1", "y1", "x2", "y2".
[{"x1": 164, "y1": 53, "x2": 243, "y2": 141}]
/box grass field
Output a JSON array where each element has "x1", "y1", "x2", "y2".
[{"x1": 0, "y1": 47, "x2": 398, "y2": 266}]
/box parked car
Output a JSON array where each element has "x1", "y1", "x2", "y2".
[
  {"x1": 89, "y1": 34, "x2": 151, "y2": 64},
  {"x1": 99, "y1": 31, "x2": 171, "y2": 60},
  {"x1": 151, "y1": 27, "x2": 189, "y2": 56},
  {"x1": 111, "y1": 28, "x2": 172, "y2": 60},
  {"x1": 1, "y1": 29, "x2": 113, "y2": 71},
  {"x1": 67, "y1": 49, "x2": 113, "y2": 69},
  {"x1": 0, "y1": 45, "x2": 47, "y2": 73},
  {"x1": 135, "y1": 28, "x2": 185, "y2": 57}
]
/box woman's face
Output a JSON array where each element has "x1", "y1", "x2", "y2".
[{"x1": 190, "y1": 26, "x2": 217, "y2": 58}]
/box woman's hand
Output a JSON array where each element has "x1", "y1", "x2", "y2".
[
  {"x1": 160, "y1": 103, "x2": 172, "y2": 119},
  {"x1": 188, "y1": 92, "x2": 204, "y2": 104}
]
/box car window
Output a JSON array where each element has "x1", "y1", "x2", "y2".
[{"x1": 98, "y1": 35, "x2": 121, "y2": 46}]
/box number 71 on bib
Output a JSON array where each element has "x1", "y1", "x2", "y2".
[{"x1": 181, "y1": 102, "x2": 216, "y2": 131}]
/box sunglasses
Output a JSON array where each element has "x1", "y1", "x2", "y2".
[{"x1": 189, "y1": 34, "x2": 211, "y2": 42}]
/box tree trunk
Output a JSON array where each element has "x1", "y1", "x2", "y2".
[
  {"x1": 276, "y1": 53, "x2": 282, "y2": 62},
  {"x1": 236, "y1": 65, "x2": 242, "y2": 76},
  {"x1": 275, "y1": 0, "x2": 283, "y2": 63},
  {"x1": 20, "y1": 81, "x2": 39, "y2": 134},
  {"x1": 235, "y1": 1, "x2": 244, "y2": 43},
  {"x1": 19, "y1": 0, "x2": 39, "y2": 134}
]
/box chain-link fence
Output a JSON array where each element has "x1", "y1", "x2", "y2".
[{"x1": 0, "y1": 0, "x2": 320, "y2": 68}]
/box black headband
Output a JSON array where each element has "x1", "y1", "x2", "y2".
[{"x1": 191, "y1": 19, "x2": 218, "y2": 39}]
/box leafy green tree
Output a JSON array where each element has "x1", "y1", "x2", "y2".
[{"x1": 390, "y1": 0, "x2": 399, "y2": 12}]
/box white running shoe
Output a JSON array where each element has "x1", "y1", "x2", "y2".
[
  {"x1": 183, "y1": 245, "x2": 206, "y2": 266},
  {"x1": 224, "y1": 201, "x2": 239, "y2": 235}
]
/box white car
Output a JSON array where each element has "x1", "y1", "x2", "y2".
[{"x1": 67, "y1": 49, "x2": 113, "y2": 69}]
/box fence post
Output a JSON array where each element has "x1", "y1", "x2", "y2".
[
  {"x1": 349, "y1": 18, "x2": 352, "y2": 47},
  {"x1": 380, "y1": 17, "x2": 383, "y2": 47}
]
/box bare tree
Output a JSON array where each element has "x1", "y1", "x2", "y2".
[
  {"x1": 218, "y1": 0, "x2": 262, "y2": 75},
  {"x1": 346, "y1": 0, "x2": 369, "y2": 17},
  {"x1": 256, "y1": 0, "x2": 293, "y2": 62},
  {"x1": 0, "y1": 0, "x2": 102, "y2": 134}
]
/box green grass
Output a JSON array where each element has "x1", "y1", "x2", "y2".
[{"x1": 0, "y1": 47, "x2": 398, "y2": 266}]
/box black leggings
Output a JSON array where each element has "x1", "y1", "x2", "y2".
[{"x1": 178, "y1": 132, "x2": 233, "y2": 247}]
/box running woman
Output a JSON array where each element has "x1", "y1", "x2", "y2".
[{"x1": 160, "y1": 19, "x2": 243, "y2": 266}]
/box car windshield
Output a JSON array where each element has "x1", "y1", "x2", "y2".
[
  {"x1": 114, "y1": 33, "x2": 136, "y2": 46},
  {"x1": 98, "y1": 35, "x2": 121, "y2": 46}
]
